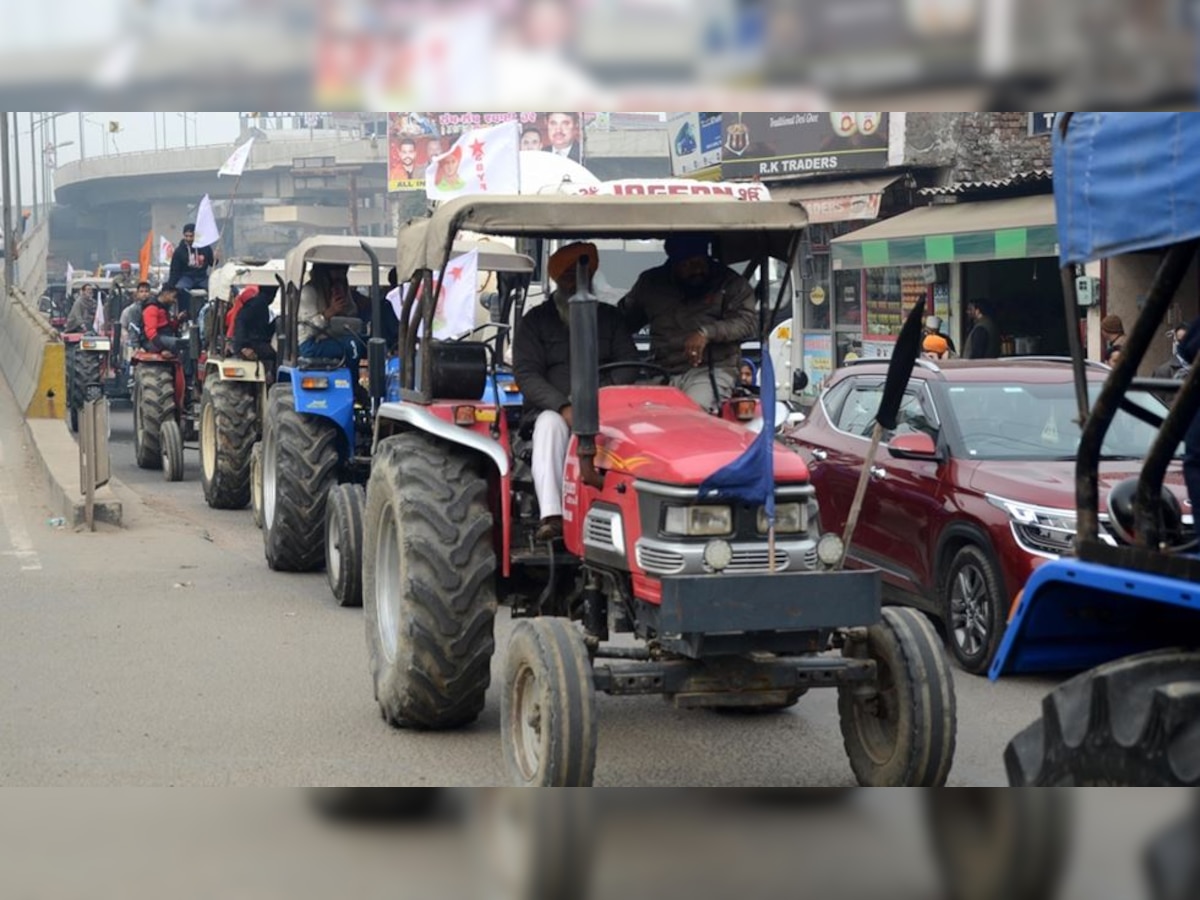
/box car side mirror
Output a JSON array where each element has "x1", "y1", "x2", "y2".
[
  {"x1": 888, "y1": 432, "x2": 941, "y2": 461},
  {"x1": 792, "y1": 370, "x2": 809, "y2": 394}
]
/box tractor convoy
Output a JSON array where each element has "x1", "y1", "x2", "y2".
[{"x1": 61, "y1": 119, "x2": 1200, "y2": 791}]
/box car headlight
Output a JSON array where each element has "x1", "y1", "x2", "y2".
[
  {"x1": 757, "y1": 502, "x2": 808, "y2": 535},
  {"x1": 664, "y1": 505, "x2": 733, "y2": 537},
  {"x1": 987, "y1": 495, "x2": 1077, "y2": 555}
]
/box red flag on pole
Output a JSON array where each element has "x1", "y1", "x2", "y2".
[{"x1": 138, "y1": 229, "x2": 153, "y2": 282}]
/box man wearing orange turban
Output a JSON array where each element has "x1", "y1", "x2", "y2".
[
  {"x1": 513, "y1": 242, "x2": 638, "y2": 541},
  {"x1": 922, "y1": 333, "x2": 950, "y2": 359}
]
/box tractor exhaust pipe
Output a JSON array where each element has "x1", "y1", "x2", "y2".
[
  {"x1": 569, "y1": 255, "x2": 603, "y2": 489},
  {"x1": 359, "y1": 240, "x2": 387, "y2": 409}
]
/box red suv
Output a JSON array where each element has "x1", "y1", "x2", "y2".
[{"x1": 784, "y1": 358, "x2": 1192, "y2": 674}]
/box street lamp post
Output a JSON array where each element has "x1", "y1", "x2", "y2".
[
  {"x1": 2, "y1": 112, "x2": 13, "y2": 293},
  {"x1": 28, "y1": 112, "x2": 37, "y2": 222}
]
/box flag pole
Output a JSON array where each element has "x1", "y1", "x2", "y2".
[{"x1": 220, "y1": 170, "x2": 245, "y2": 263}]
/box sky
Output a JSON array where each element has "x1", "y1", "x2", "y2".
[{"x1": 9, "y1": 112, "x2": 245, "y2": 205}]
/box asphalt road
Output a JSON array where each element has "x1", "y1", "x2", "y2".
[{"x1": 0, "y1": 393, "x2": 1064, "y2": 787}]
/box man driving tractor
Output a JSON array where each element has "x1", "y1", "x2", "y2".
[
  {"x1": 619, "y1": 234, "x2": 757, "y2": 412},
  {"x1": 141, "y1": 285, "x2": 184, "y2": 354},
  {"x1": 64, "y1": 282, "x2": 99, "y2": 334},
  {"x1": 513, "y1": 242, "x2": 639, "y2": 541},
  {"x1": 298, "y1": 262, "x2": 367, "y2": 362}
]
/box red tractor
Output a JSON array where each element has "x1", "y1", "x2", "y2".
[{"x1": 361, "y1": 196, "x2": 957, "y2": 787}]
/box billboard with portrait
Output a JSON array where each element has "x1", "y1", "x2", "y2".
[{"x1": 389, "y1": 112, "x2": 589, "y2": 192}]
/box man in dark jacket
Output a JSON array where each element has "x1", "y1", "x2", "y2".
[
  {"x1": 64, "y1": 282, "x2": 99, "y2": 333},
  {"x1": 964, "y1": 298, "x2": 1002, "y2": 359},
  {"x1": 513, "y1": 242, "x2": 639, "y2": 541},
  {"x1": 231, "y1": 284, "x2": 278, "y2": 365},
  {"x1": 619, "y1": 234, "x2": 757, "y2": 412},
  {"x1": 167, "y1": 223, "x2": 214, "y2": 317}
]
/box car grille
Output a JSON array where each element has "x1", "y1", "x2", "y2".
[{"x1": 636, "y1": 544, "x2": 686, "y2": 575}]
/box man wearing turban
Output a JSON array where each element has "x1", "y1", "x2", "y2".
[
  {"x1": 618, "y1": 234, "x2": 757, "y2": 412},
  {"x1": 513, "y1": 242, "x2": 639, "y2": 541}
]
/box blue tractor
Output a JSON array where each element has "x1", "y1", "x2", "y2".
[
  {"x1": 259, "y1": 236, "x2": 395, "y2": 581},
  {"x1": 993, "y1": 113, "x2": 1200, "y2": 787}
]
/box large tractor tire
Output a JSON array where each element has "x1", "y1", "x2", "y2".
[
  {"x1": 501, "y1": 617, "x2": 598, "y2": 787},
  {"x1": 132, "y1": 364, "x2": 175, "y2": 470},
  {"x1": 261, "y1": 384, "x2": 340, "y2": 572},
  {"x1": 161, "y1": 418, "x2": 185, "y2": 482},
  {"x1": 200, "y1": 379, "x2": 258, "y2": 510},
  {"x1": 325, "y1": 483, "x2": 365, "y2": 608},
  {"x1": 67, "y1": 347, "x2": 101, "y2": 434},
  {"x1": 838, "y1": 606, "x2": 958, "y2": 786},
  {"x1": 1006, "y1": 650, "x2": 1200, "y2": 786},
  {"x1": 364, "y1": 433, "x2": 496, "y2": 731},
  {"x1": 927, "y1": 789, "x2": 1071, "y2": 900}
]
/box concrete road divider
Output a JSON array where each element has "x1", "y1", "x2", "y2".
[{"x1": 0, "y1": 287, "x2": 65, "y2": 420}]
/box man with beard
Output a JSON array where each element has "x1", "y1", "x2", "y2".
[{"x1": 619, "y1": 234, "x2": 757, "y2": 412}]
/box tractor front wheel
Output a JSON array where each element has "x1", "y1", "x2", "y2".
[
  {"x1": 838, "y1": 606, "x2": 957, "y2": 786},
  {"x1": 325, "y1": 483, "x2": 365, "y2": 608},
  {"x1": 250, "y1": 442, "x2": 264, "y2": 529},
  {"x1": 501, "y1": 617, "x2": 598, "y2": 787},
  {"x1": 161, "y1": 418, "x2": 185, "y2": 482}
]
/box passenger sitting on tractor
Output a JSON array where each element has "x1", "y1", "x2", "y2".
[
  {"x1": 120, "y1": 281, "x2": 152, "y2": 356},
  {"x1": 230, "y1": 284, "x2": 279, "y2": 368},
  {"x1": 64, "y1": 283, "x2": 99, "y2": 334},
  {"x1": 513, "y1": 242, "x2": 639, "y2": 541},
  {"x1": 619, "y1": 234, "x2": 757, "y2": 413},
  {"x1": 141, "y1": 285, "x2": 186, "y2": 355},
  {"x1": 167, "y1": 223, "x2": 214, "y2": 318},
  {"x1": 298, "y1": 262, "x2": 367, "y2": 363}
]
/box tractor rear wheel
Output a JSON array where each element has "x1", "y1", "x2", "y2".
[
  {"x1": 200, "y1": 379, "x2": 258, "y2": 509},
  {"x1": 838, "y1": 606, "x2": 957, "y2": 786},
  {"x1": 1006, "y1": 649, "x2": 1200, "y2": 786},
  {"x1": 325, "y1": 483, "x2": 365, "y2": 608},
  {"x1": 261, "y1": 384, "x2": 339, "y2": 572},
  {"x1": 133, "y1": 364, "x2": 175, "y2": 470},
  {"x1": 501, "y1": 617, "x2": 598, "y2": 787},
  {"x1": 364, "y1": 433, "x2": 496, "y2": 730},
  {"x1": 68, "y1": 348, "x2": 101, "y2": 434},
  {"x1": 161, "y1": 418, "x2": 185, "y2": 482},
  {"x1": 927, "y1": 789, "x2": 1070, "y2": 900}
]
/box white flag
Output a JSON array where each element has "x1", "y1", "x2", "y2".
[
  {"x1": 92, "y1": 292, "x2": 106, "y2": 334},
  {"x1": 65, "y1": 262, "x2": 74, "y2": 289},
  {"x1": 431, "y1": 248, "x2": 479, "y2": 340},
  {"x1": 218, "y1": 137, "x2": 255, "y2": 178},
  {"x1": 159, "y1": 236, "x2": 174, "y2": 265},
  {"x1": 193, "y1": 194, "x2": 220, "y2": 249},
  {"x1": 425, "y1": 121, "x2": 520, "y2": 202}
]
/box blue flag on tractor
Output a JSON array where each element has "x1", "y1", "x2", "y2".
[{"x1": 698, "y1": 350, "x2": 776, "y2": 524}]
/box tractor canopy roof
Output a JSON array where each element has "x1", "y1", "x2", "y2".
[
  {"x1": 70, "y1": 276, "x2": 114, "y2": 290},
  {"x1": 1055, "y1": 112, "x2": 1200, "y2": 264},
  {"x1": 417, "y1": 195, "x2": 810, "y2": 271},
  {"x1": 396, "y1": 217, "x2": 537, "y2": 283},
  {"x1": 210, "y1": 259, "x2": 285, "y2": 295},
  {"x1": 283, "y1": 235, "x2": 396, "y2": 289}
]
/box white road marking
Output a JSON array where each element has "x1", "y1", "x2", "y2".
[{"x1": 0, "y1": 434, "x2": 42, "y2": 571}]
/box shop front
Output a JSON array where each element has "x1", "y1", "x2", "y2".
[{"x1": 827, "y1": 193, "x2": 1075, "y2": 364}]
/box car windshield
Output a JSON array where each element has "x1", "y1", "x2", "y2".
[{"x1": 943, "y1": 381, "x2": 1179, "y2": 461}]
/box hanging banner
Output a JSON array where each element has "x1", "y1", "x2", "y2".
[
  {"x1": 564, "y1": 179, "x2": 771, "y2": 201},
  {"x1": 668, "y1": 112, "x2": 723, "y2": 177}
]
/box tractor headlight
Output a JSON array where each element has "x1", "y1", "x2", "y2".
[
  {"x1": 664, "y1": 505, "x2": 733, "y2": 537},
  {"x1": 757, "y1": 502, "x2": 807, "y2": 535}
]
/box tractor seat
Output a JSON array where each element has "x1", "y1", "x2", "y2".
[{"x1": 297, "y1": 357, "x2": 347, "y2": 371}]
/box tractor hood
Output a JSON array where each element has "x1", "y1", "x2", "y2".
[{"x1": 594, "y1": 386, "x2": 810, "y2": 485}]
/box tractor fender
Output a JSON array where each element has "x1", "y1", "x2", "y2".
[
  {"x1": 277, "y1": 365, "x2": 355, "y2": 458},
  {"x1": 373, "y1": 402, "x2": 510, "y2": 477},
  {"x1": 989, "y1": 557, "x2": 1200, "y2": 680},
  {"x1": 205, "y1": 358, "x2": 268, "y2": 383}
]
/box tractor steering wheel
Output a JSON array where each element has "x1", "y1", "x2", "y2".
[{"x1": 598, "y1": 361, "x2": 672, "y2": 386}]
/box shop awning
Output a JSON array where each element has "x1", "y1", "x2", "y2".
[
  {"x1": 772, "y1": 174, "x2": 903, "y2": 224},
  {"x1": 830, "y1": 194, "x2": 1058, "y2": 269}
]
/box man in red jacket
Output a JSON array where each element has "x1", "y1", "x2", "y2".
[{"x1": 141, "y1": 286, "x2": 184, "y2": 354}]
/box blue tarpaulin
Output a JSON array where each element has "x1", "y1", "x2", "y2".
[{"x1": 1055, "y1": 112, "x2": 1200, "y2": 265}]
